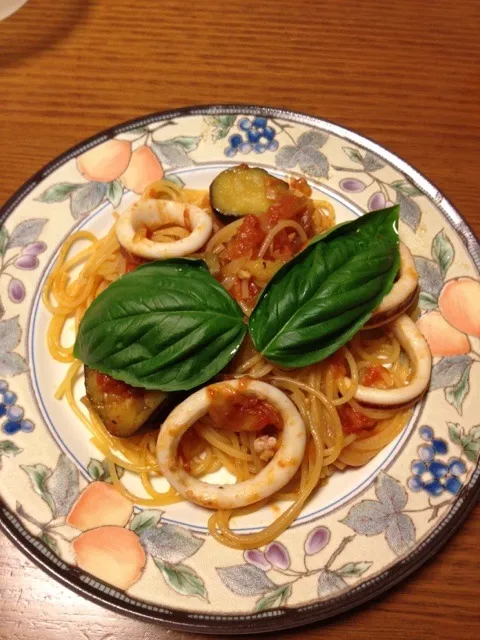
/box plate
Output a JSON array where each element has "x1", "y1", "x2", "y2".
[{"x1": 0, "y1": 105, "x2": 479, "y2": 634}]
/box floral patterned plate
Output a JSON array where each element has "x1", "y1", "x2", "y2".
[{"x1": 0, "y1": 105, "x2": 479, "y2": 634}]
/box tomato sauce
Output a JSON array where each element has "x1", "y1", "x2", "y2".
[
  {"x1": 338, "y1": 404, "x2": 377, "y2": 435},
  {"x1": 325, "y1": 351, "x2": 347, "y2": 378},
  {"x1": 225, "y1": 215, "x2": 265, "y2": 260},
  {"x1": 224, "y1": 192, "x2": 311, "y2": 263},
  {"x1": 271, "y1": 228, "x2": 295, "y2": 259},
  {"x1": 290, "y1": 177, "x2": 312, "y2": 197},
  {"x1": 267, "y1": 192, "x2": 307, "y2": 228},
  {"x1": 361, "y1": 365, "x2": 387, "y2": 388},
  {"x1": 96, "y1": 372, "x2": 143, "y2": 398},
  {"x1": 178, "y1": 429, "x2": 199, "y2": 473},
  {"x1": 208, "y1": 386, "x2": 283, "y2": 432},
  {"x1": 120, "y1": 246, "x2": 147, "y2": 273},
  {"x1": 230, "y1": 278, "x2": 260, "y2": 302},
  {"x1": 221, "y1": 186, "x2": 315, "y2": 305}
]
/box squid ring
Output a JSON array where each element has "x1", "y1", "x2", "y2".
[
  {"x1": 116, "y1": 198, "x2": 213, "y2": 259},
  {"x1": 352, "y1": 314, "x2": 432, "y2": 408},
  {"x1": 156, "y1": 379, "x2": 306, "y2": 510},
  {"x1": 365, "y1": 243, "x2": 419, "y2": 328}
]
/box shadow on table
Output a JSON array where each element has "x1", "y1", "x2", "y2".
[{"x1": 0, "y1": 0, "x2": 92, "y2": 68}]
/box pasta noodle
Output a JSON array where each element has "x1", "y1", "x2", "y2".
[{"x1": 45, "y1": 178, "x2": 413, "y2": 549}]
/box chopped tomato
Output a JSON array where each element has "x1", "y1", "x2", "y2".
[
  {"x1": 290, "y1": 177, "x2": 312, "y2": 197},
  {"x1": 226, "y1": 215, "x2": 266, "y2": 259},
  {"x1": 361, "y1": 365, "x2": 387, "y2": 388},
  {"x1": 230, "y1": 278, "x2": 260, "y2": 301},
  {"x1": 223, "y1": 192, "x2": 312, "y2": 264},
  {"x1": 338, "y1": 405, "x2": 377, "y2": 435},
  {"x1": 325, "y1": 351, "x2": 347, "y2": 379},
  {"x1": 208, "y1": 386, "x2": 283, "y2": 432},
  {"x1": 96, "y1": 372, "x2": 142, "y2": 398},
  {"x1": 267, "y1": 193, "x2": 307, "y2": 228},
  {"x1": 265, "y1": 176, "x2": 286, "y2": 200},
  {"x1": 266, "y1": 192, "x2": 313, "y2": 242},
  {"x1": 272, "y1": 228, "x2": 295, "y2": 259},
  {"x1": 125, "y1": 261, "x2": 139, "y2": 273},
  {"x1": 248, "y1": 280, "x2": 260, "y2": 298}
]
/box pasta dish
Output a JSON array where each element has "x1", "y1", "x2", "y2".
[{"x1": 43, "y1": 164, "x2": 432, "y2": 549}]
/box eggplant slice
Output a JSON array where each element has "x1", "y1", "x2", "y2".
[
  {"x1": 210, "y1": 165, "x2": 288, "y2": 217},
  {"x1": 85, "y1": 367, "x2": 167, "y2": 437}
]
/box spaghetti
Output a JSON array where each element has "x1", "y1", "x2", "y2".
[{"x1": 45, "y1": 176, "x2": 414, "y2": 549}]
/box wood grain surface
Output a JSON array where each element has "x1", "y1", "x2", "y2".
[{"x1": 0, "y1": 0, "x2": 479, "y2": 638}]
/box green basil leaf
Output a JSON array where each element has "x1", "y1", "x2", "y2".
[
  {"x1": 74, "y1": 259, "x2": 247, "y2": 391},
  {"x1": 249, "y1": 206, "x2": 400, "y2": 367}
]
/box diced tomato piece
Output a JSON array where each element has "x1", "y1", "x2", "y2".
[
  {"x1": 290, "y1": 177, "x2": 312, "y2": 197},
  {"x1": 125, "y1": 261, "x2": 138, "y2": 273},
  {"x1": 248, "y1": 280, "x2": 260, "y2": 299},
  {"x1": 272, "y1": 228, "x2": 295, "y2": 259},
  {"x1": 96, "y1": 372, "x2": 142, "y2": 398},
  {"x1": 325, "y1": 351, "x2": 347, "y2": 379},
  {"x1": 230, "y1": 278, "x2": 260, "y2": 302},
  {"x1": 267, "y1": 193, "x2": 307, "y2": 228},
  {"x1": 361, "y1": 365, "x2": 387, "y2": 388},
  {"x1": 266, "y1": 192, "x2": 312, "y2": 249},
  {"x1": 264, "y1": 179, "x2": 282, "y2": 201},
  {"x1": 338, "y1": 405, "x2": 377, "y2": 435},
  {"x1": 208, "y1": 386, "x2": 283, "y2": 432},
  {"x1": 226, "y1": 215, "x2": 266, "y2": 259}
]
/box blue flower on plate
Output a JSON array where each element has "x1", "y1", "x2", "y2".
[
  {"x1": 0, "y1": 380, "x2": 34, "y2": 436},
  {"x1": 224, "y1": 117, "x2": 279, "y2": 157},
  {"x1": 407, "y1": 425, "x2": 466, "y2": 496}
]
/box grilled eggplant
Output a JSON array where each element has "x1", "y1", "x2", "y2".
[
  {"x1": 84, "y1": 367, "x2": 167, "y2": 438},
  {"x1": 210, "y1": 165, "x2": 288, "y2": 217}
]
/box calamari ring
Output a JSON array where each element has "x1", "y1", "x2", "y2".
[
  {"x1": 156, "y1": 379, "x2": 306, "y2": 510},
  {"x1": 352, "y1": 314, "x2": 431, "y2": 408},
  {"x1": 115, "y1": 198, "x2": 212, "y2": 259},
  {"x1": 365, "y1": 243, "x2": 419, "y2": 328}
]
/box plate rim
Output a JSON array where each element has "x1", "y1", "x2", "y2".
[{"x1": 1, "y1": 103, "x2": 479, "y2": 634}]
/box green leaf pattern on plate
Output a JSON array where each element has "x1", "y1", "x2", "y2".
[
  {"x1": 20, "y1": 464, "x2": 55, "y2": 513},
  {"x1": 432, "y1": 229, "x2": 455, "y2": 277},
  {"x1": 129, "y1": 510, "x2": 163, "y2": 534},
  {"x1": 154, "y1": 559, "x2": 208, "y2": 600}
]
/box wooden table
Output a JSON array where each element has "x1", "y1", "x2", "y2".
[{"x1": 1, "y1": 0, "x2": 479, "y2": 638}]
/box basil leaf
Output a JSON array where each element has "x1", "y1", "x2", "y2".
[
  {"x1": 249, "y1": 206, "x2": 400, "y2": 367},
  {"x1": 74, "y1": 259, "x2": 247, "y2": 391}
]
